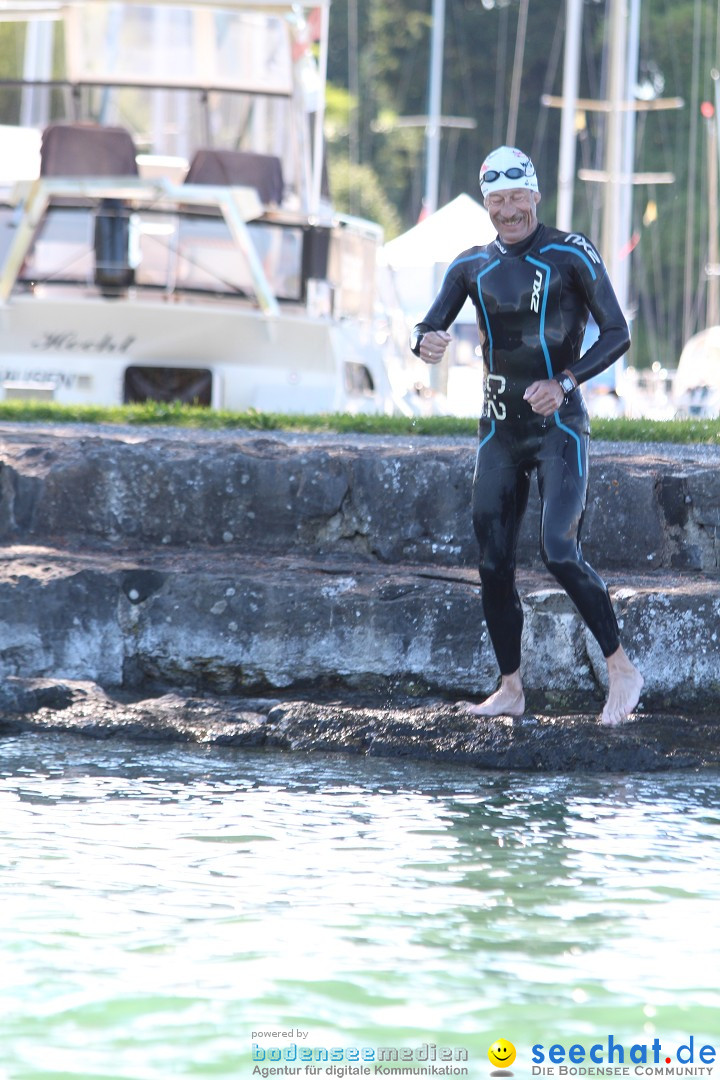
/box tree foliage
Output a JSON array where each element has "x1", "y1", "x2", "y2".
[{"x1": 327, "y1": 0, "x2": 720, "y2": 370}]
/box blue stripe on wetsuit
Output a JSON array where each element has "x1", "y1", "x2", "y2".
[
  {"x1": 525, "y1": 255, "x2": 584, "y2": 478},
  {"x1": 539, "y1": 243, "x2": 598, "y2": 281}
]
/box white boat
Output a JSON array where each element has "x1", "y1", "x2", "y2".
[
  {"x1": 0, "y1": 0, "x2": 408, "y2": 414},
  {"x1": 672, "y1": 326, "x2": 720, "y2": 418}
]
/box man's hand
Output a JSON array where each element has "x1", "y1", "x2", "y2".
[
  {"x1": 419, "y1": 330, "x2": 452, "y2": 365},
  {"x1": 523, "y1": 378, "x2": 564, "y2": 416}
]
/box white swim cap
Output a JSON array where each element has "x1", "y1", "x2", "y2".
[{"x1": 479, "y1": 145, "x2": 539, "y2": 198}]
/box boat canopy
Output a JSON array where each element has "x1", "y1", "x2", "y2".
[
  {"x1": 0, "y1": 0, "x2": 328, "y2": 18},
  {"x1": 0, "y1": 0, "x2": 327, "y2": 96},
  {"x1": 0, "y1": 0, "x2": 330, "y2": 210}
]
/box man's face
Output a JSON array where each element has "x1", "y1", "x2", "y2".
[{"x1": 485, "y1": 188, "x2": 540, "y2": 245}]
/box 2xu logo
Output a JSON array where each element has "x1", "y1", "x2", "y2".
[
  {"x1": 530, "y1": 268, "x2": 543, "y2": 313},
  {"x1": 565, "y1": 233, "x2": 601, "y2": 264}
]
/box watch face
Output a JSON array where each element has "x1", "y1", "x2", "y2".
[{"x1": 410, "y1": 330, "x2": 424, "y2": 352}]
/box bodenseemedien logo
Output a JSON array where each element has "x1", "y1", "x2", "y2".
[{"x1": 251, "y1": 1039, "x2": 471, "y2": 1076}]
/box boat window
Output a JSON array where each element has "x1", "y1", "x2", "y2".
[
  {"x1": 16, "y1": 205, "x2": 304, "y2": 304},
  {"x1": 327, "y1": 228, "x2": 377, "y2": 321},
  {"x1": 248, "y1": 223, "x2": 303, "y2": 300},
  {"x1": 162, "y1": 216, "x2": 302, "y2": 300},
  {"x1": 124, "y1": 366, "x2": 212, "y2": 406},
  {"x1": 19, "y1": 207, "x2": 95, "y2": 285},
  {"x1": 345, "y1": 362, "x2": 375, "y2": 395}
]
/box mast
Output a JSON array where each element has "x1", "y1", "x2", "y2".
[
  {"x1": 505, "y1": 0, "x2": 529, "y2": 146},
  {"x1": 544, "y1": 0, "x2": 682, "y2": 309},
  {"x1": 424, "y1": 0, "x2": 445, "y2": 214},
  {"x1": 414, "y1": 0, "x2": 474, "y2": 216},
  {"x1": 601, "y1": 0, "x2": 627, "y2": 306},
  {"x1": 704, "y1": 90, "x2": 719, "y2": 328},
  {"x1": 556, "y1": 0, "x2": 583, "y2": 230},
  {"x1": 615, "y1": 0, "x2": 642, "y2": 321},
  {"x1": 310, "y1": 1, "x2": 329, "y2": 216}
]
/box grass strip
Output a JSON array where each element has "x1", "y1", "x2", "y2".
[{"x1": 0, "y1": 400, "x2": 718, "y2": 443}]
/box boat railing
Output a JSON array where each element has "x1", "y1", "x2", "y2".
[
  {"x1": 0, "y1": 175, "x2": 281, "y2": 313},
  {"x1": 0, "y1": 174, "x2": 387, "y2": 329}
]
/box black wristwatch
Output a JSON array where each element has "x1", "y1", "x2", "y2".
[
  {"x1": 555, "y1": 372, "x2": 577, "y2": 401},
  {"x1": 409, "y1": 327, "x2": 425, "y2": 356}
]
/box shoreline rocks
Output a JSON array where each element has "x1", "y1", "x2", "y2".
[
  {"x1": 0, "y1": 422, "x2": 718, "y2": 769},
  {"x1": 2, "y1": 676, "x2": 719, "y2": 773}
]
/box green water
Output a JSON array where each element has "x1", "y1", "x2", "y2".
[{"x1": 0, "y1": 733, "x2": 718, "y2": 1080}]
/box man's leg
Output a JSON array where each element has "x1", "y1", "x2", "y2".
[
  {"x1": 537, "y1": 428, "x2": 643, "y2": 724},
  {"x1": 467, "y1": 433, "x2": 531, "y2": 717}
]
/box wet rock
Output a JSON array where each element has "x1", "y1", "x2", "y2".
[
  {"x1": 0, "y1": 427, "x2": 719, "y2": 571},
  {"x1": 266, "y1": 700, "x2": 720, "y2": 771},
  {"x1": 2, "y1": 677, "x2": 719, "y2": 772},
  {"x1": 0, "y1": 678, "x2": 270, "y2": 744}
]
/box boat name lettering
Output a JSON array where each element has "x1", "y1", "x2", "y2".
[
  {"x1": 0, "y1": 370, "x2": 85, "y2": 388},
  {"x1": 32, "y1": 332, "x2": 136, "y2": 353}
]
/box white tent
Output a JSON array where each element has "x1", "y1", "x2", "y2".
[
  {"x1": 380, "y1": 193, "x2": 495, "y2": 415},
  {"x1": 382, "y1": 193, "x2": 495, "y2": 324}
]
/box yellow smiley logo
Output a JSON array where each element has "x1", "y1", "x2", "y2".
[{"x1": 488, "y1": 1039, "x2": 516, "y2": 1069}]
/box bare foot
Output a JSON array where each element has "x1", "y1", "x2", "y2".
[
  {"x1": 601, "y1": 645, "x2": 644, "y2": 726},
  {"x1": 465, "y1": 672, "x2": 525, "y2": 718}
]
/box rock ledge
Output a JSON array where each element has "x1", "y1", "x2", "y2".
[{"x1": 2, "y1": 678, "x2": 719, "y2": 773}]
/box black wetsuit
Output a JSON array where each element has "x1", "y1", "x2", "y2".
[{"x1": 412, "y1": 222, "x2": 630, "y2": 674}]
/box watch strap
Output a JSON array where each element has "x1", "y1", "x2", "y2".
[
  {"x1": 410, "y1": 328, "x2": 425, "y2": 356},
  {"x1": 555, "y1": 372, "x2": 576, "y2": 396}
]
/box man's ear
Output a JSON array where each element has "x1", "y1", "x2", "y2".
[{"x1": 534, "y1": 192, "x2": 542, "y2": 206}]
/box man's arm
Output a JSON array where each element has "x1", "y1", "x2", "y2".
[
  {"x1": 524, "y1": 238, "x2": 629, "y2": 415},
  {"x1": 409, "y1": 259, "x2": 472, "y2": 359},
  {"x1": 566, "y1": 256, "x2": 631, "y2": 386}
]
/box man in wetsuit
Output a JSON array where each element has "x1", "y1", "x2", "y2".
[{"x1": 410, "y1": 145, "x2": 643, "y2": 726}]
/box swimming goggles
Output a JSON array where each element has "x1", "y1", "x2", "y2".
[{"x1": 482, "y1": 163, "x2": 535, "y2": 183}]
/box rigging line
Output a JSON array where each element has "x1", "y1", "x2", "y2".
[
  {"x1": 445, "y1": 0, "x2": 475, "y2": 198},
  {"x1": 394, "y1": 9, "x2": 428, "y2": 109},
  {"x1": 703, "y1": 0, "x2": 715, "y2": 91},
  {"x1": 441, "y1": 127, "x2": 461, "y2": 206},
  {"x1": 635, "y1": 239, "x2": 662, "y2": 368},
  {"x1": 570, "y1": 0, "x2": 602, "y2": 233},
  {"x1": 448, "y1": 0, "x2": 475, "y2": 117},
  {"x1": 359, "y1": 0, "x2": 377, "y2": 169},
  {"x1": 493, "y1": 2, "x2": 510, "y2": 147},
  {"x1": 530, "y1": 0, "x2": 565, "y2": 168},
  {"x1": 691, "y1": 248, "x2": 707, "y2": 330},
  {"x1": 652, "y1": 0, "x2": 683, "y2": 354},
  {"x1": 647, "y1": 183, "x2": 668, "y2": 360},
  {"x1": 506, "y1": 0, "x2": 529, "y2": 146},
  {"x1": 577, "y1": 125, "x2": 595, "y2": 229},
  {"x1": 682, "y1": 0, "x2": 703, "y2": 344},
  {"x1": 347, "y1": 0, "x2": 359, "y2": 216},
  {"x1": 587, "y1": 0, "x2": 610, "y2": 243}
]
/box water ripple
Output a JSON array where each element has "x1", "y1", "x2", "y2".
[{"x1": 0, "y1": 734, "x2": 718, "y2": 1078}]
